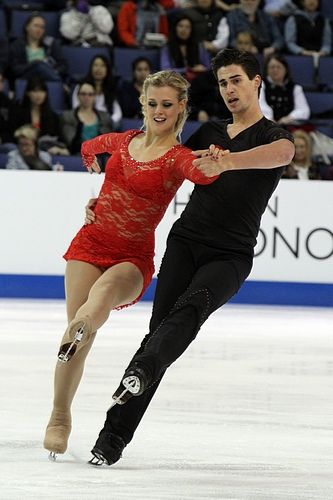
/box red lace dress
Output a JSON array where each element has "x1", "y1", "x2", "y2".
[{"x1": 64, "y1": 129, "x2": 216, "y2": 306}]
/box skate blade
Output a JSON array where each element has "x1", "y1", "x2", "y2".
[
  {"x1": 58, "y1": 326, "x2": 85, "y2": 363},
  {"x1": 48, "y1": 451, "x2": 57, "y2": 461},
  {"x1": 107, "y1": 386, "x2": 132, "y2": 410},
  {"x1": 88, "y1": 454, "x2": 108, "y2": 467}
]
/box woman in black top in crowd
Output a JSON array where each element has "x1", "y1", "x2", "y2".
[
  {"x1": 118, "y1": 57, "x2": 152, "y2": 119},
  {"x1": 8, "y1": 75, "x2": 60, "y2": 143},
  {"x1": 71, "y1": 54, "x2": 122, "y2": 129},
  {"x1": 259, "y1": 52, "x2": 310, "y2": 125},
  {"x1": 160, "y1": 14, "x2": 210, "y2": 79},
  {"x1": 10, "y1": 12, "x2": 67, "y2": 82}
]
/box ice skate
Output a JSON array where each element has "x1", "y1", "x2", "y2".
[
  {"x1": 43, "y1": 409, "x2": 71, "y2": 460},
  {"x1": 58, "y1": 316, "x2": 93, "y2": 363},
  {"x1": 89, "y1": 429, "x2": 126, "y2": 466}
]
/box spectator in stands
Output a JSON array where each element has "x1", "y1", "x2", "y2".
[
  {"x1": 10, "y1": 12, "x2": 67, "y2": 81},
  {"x1": 284, "y1": 0, "x2": 331, "y2": 59},
  {"x1": 8, "y1": 76, "x2": 61, "y2": 145},
  {"x1": 71, "y1": 55, "x2": 122, "y2": 129},
  {"x1": 184, "y1": 0, "x2": 229, "y2": 55},
  {"x1": 117, "y1": 0, "x2": 168, "y2": 48},
  {"x1": 234, "y1": 30, "x2": 255, "y2": 52},
  {"x1": 263, "y1": 0, "x2": 297, "y2": 17},
  {"x1": 118, "y1": 56, "x2": 152, "y2": 118},
  {"x1": 60, "y1": 81, "x2": 113, "y2": 154},
  {"x1": 283, "y1": 129, "x2": 320, "y2": 179},
  {"x1": 60, "y1": 0, "x2": 114, "y2": 46},
  {"x1": 188, "y1": 69, "x2": 232, "y2": 121},
  {"x1": 259, "y1": 53, "x2": 310, "y2": 124},
  {"x1": 160, "y1": 14, "x2": 210, "y2": 80},
  {"x1": 227, "y1": 0, "x2": 284, "y2": 56},
  {"x1": 5, "y1": 125, "x2": 52, "y2": 170},
  {"x1": 0, "y1": 71, "x2": 12, "y2": 145}
]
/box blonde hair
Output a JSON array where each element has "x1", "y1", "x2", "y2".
[
  {"x1": 140, "y1": 70, "x2": 190, "y2": 137},
  {"x1": 14, "y1": 124, "x2": 39, "y2": 142},
  {"x1": 293, "y1": 129, "x2": 312, "y2": 166}
]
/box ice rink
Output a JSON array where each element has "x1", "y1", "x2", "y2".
[{"x1": 1, "y1": 299, "x2": 333, "y2": 500}]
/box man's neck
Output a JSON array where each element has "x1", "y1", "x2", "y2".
[{"x1": 232, "y1": 106, "x2": 263, "y2": 128}]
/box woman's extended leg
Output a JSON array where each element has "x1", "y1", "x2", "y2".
[{"x1": 44, "y1": 260, "x2": 144, "y2": 456}]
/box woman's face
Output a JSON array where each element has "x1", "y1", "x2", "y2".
[
  {"x1": 267, "y1": 58, "x2": 287, "y2": 84},
  {"x1": 144, "y1": 85, "x2": 186, "y2": 136},
  {"x1": 26, "y1": 16, "x2": 45, "y2": 41},
  {"x1": 18, "y1": 137, "x2": 36, "y2": 157},
  {"x1": 134, "y1": 61, "x2": 151, "y2": 84},
  {"x1": 28, "y1": 88, "x2": 47, "y2": 106},
  {"x1": 294, "y1": 137, "x2": 308, "y2": 163},
  {"x1": 78, "y1": 83, "x2": 96, "y2": 107},
  {"x1": 176, "y1": 19, "x2": 192, "y2": 41},
  {"x1": 91, "y1": 58, "x2": 108, "y2": 81}
]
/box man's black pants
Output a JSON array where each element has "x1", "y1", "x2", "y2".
[{"x1": 103, "y1": 234, "x2": 252, "y2": 444}]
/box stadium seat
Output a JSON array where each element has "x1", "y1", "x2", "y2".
[
  {"x1": 0, "y1": 152, "x2": 8, "y2": 168},
  {"x1": 15, "y1": 79, "x2": 65, "y2": 112},
  {"x1": 318, "y1": 57, "x2": 333, "y2": 88},
  {"x1": 321, "y1": 0, "x2": 333, "y2": 19},
  {"x1": 2, "y1": 0, "x2": 44, "y2": 7},
  {"x1": 10, "y1": 9, "x2": 60, "y2": 39},
  {"x1": 121, "y1": 118, "x2": 143, "y2": 132},
  {"x1": 285, "y1": 55, "x2": 315, "y2": 88},
  {"x1": 62, "y1": 46, "x2": 111, "y2": 82},
  {"x1": 181, "y1": 121, "x2": 201, "y2": 143},
  {"x1": 114, "y1": 48, "x2": 160, "y2": 80},
  {"x1": 305, "y1": 92, "x2": 333, "y2": 117},
  {"x1": 0, "y1": 9, "x2": 7, "y2": 36},
  {"x1": 52, "y1": 155, "x2": 84, "y2": 171}
]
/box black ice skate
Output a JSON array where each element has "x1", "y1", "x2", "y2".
[{"x1": 89, "y1": 430, "x2": 126, "y2": 466}]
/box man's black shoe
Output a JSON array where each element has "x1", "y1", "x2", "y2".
[{"x1": 89, "y1": 429, "x2": 126, "y2": 466}]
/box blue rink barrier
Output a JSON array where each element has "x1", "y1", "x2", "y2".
[{"x1": 0, "y1": 274, "x2": 332, "y2": 307}]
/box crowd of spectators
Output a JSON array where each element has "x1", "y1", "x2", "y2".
[{"x1": 0, "y1": 0, "x2": 333, "y2": 178}]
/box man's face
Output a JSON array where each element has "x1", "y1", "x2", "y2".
[{"x1": 217, "y1": 64, "x2": 261, "y2": 114}]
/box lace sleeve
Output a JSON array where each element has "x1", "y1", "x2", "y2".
[
  {"x1": 80, "y1": 132, "x2": 124, "y2": 170},
  {"x1": 173, "y1": 146, "x2": 219, "y2": 185}
]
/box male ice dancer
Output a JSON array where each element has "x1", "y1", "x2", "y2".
[{"x1": 88, "y1": 48, "x2": 295, "y2": 465}]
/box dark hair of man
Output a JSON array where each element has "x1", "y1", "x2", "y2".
[{"x1": 211, "y1": 48, "x2": 262, "y2": 81}]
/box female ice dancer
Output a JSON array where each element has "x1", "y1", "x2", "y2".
[{"x1": 43, "y1": 70, "x2": 219, "y2": 459}]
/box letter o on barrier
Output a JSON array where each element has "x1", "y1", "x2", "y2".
[{"x1": 305, "y1": 228, "x2": 333, "y2": 260}]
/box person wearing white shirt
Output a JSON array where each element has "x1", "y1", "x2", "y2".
[{"x1": 259, "y1": 52, "x2": 310, "y2": 125}]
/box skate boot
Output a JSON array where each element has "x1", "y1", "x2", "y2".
[
  {"x1": 89, "y1": 428, "x2": 126, "y2": 466},
  {"x1": 111, "y1": 362, "x2": 152, "y2": 406},
  {"x1": 58, "y1": 316, "x2": 93, "y2": 363},
  {"x1": 43, "y1": 409, "x2": 71, "y2": 460}
]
